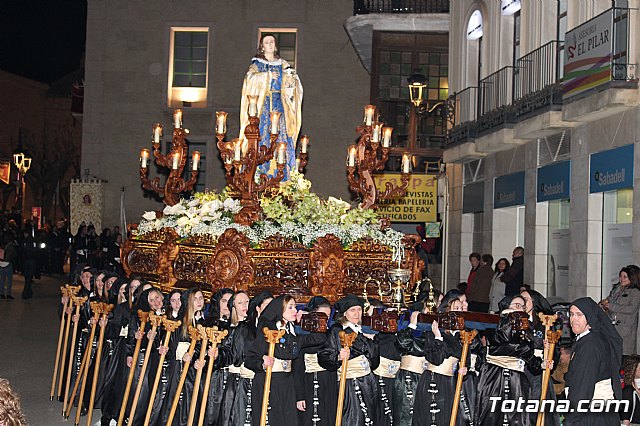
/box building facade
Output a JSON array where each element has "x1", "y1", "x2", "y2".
[{"x1": 444, "y1": 0, "x2": 639, "y2": 303}]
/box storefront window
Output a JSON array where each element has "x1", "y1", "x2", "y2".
[
  {"x1": 602, "y1": 188, "x2": 633, "y2": 297},
  {"x1": 547, "y1": 199, "x2": 570, "y2": 301}
]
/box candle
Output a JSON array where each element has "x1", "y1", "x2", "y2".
[
  {"x1": 277, "y1": 143, "x2": 286, "y2": 164},
  {"x1": 300, "y1": 135, "x2": 309, "y2": 154},
  {"x1": 215, "y1": 111, "x2": 227, "y2": 134},
  {"x1": 233, "y1": 139, "x2": 242, "y2": 161},
  {"x1": 192, "y1": 151, "x2": 200, "y2": 171},
  {"x1": 172, "y1": 152, "x2": 181, "y2": 170},
  {"x1": 173, "y1": 109, "x2": 182, "y2": 129},
  {"x1": 382, "y1": 127, "x2": 392, "y2": 148},
  {"x1": 364, "y1": 105, "x2": 375, "y2": 126},
  {"x1": 402, "y1": 153, "x2": 411, "y2": 173},
  {"x1": 248, "y1": 95, "x2": 258, "y2": 117},
  {"x1": 295, "y1": 158, "x2": 301, "y2": 171},
  {"x1": 152, "y1": 123, "x2": 162, "y2": 144},
  {"x1": 372, "y1": 122, "x2": 382, "y2": 143},
  {"x1": 140, "y1": 148, "x2": 150, "y2": 168},
  {"x1": 348, "y1": 145, "x2": 356, "y2": 167},
  {"x1": 270, "y1": 112, "x2": 281, "y2": 135}
]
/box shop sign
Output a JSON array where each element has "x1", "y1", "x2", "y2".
[
  {"x1": 537, "y1": 161, "x2": 570, "y2": 202},
  {"x1": 374, "y1": 174, "x2": 437, "y2": 223},
  {"x1": 494, "y1": 171, "x2": 525, "y2": 209},
  {"x1": 589, "y1": 144, "x2": 634, "y2": 193}
]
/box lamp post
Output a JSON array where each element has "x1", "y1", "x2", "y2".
[{"x1": 13, "y1": 152, "x2": 32, "y2": 221}]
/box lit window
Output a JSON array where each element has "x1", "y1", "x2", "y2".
[
  {"x1": 258, "y1": 28, "x2": 298, "y2": 68},
  {"x1": 168, "y1": 27, "x2": 209, "y2": 108}
]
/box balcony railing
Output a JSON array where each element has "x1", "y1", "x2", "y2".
[
  {"x1": 514, "y1": 41, "x2": 563, "y2": 118},
  {"x1": 354, "y1": 0, "x2": 450, "y2": 15},
  {"x1": 479, "y1": 66, "x2": 516, "y2": 116},
  {"x1": 445, "y1": 87, "x2": 478, "y2": 146}
]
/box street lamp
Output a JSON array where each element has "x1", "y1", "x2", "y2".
[
  {"x1": 13, "y1": 152, "x2": 32, "y2": 221},
  {"x1": 407, "y1": 71, "x2": 446, "y2": 115}
]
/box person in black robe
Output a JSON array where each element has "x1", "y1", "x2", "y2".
[
  {"x1": 391, "y1": 290, "x2": 443, "y2": 425},
  {"x1": 475, "y1": 295, "x2": 544, "y2": 426},
  {"x1": 410, "y1": 294, "x2": 477, "y2": 426},
  {"x1": 563, "y1": 297, "x2": 623, "y2": 426},
  {"x1": 367, "y1": 301, "x2": 400, "y2": 426},
  {"x1": 223, "y1": 291, "x2": 273, "y2": 426},
  {"x1": 203, "y1": 288, "x2": 234, "y2": 425},
  {"x1": 318, "y1": 294, "x2": 380, "y2": 426},
  {"x1": 121, "y1": 287, "x2": 165, "y2": 426},
  {"x1": 67, "y1": 267, "x2": 96, "y2": 413},
  {"x1": 163, "y1": 287, "x2": 207, "y2": 426},
  {"x1": 216, "y1": 290, "x2": 251, "y2": 425},
  {"x1": 521, "y1": 288, "x2": 561, "y2": 426},
  {"x1": 97, "y1": 278, "x2": 130, "y2": 425},
  {"x1": 293, "y1": 296, "x2": 334, "y2": 426},
  {"x1": 246, "y1": 294, "x2": 325, "y2": 426},
  {"x1": 153, "y1": 289, "x2": 183, "y2": 426}
]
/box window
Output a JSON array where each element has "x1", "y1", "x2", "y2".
[
  {"x1": 372, "y1": 31, "x2": 449, "y2": 163},
  {"x1": 173, "y1": 31, "x2": 208, "y2": 87},
  {"x1": 168, "y1": 27, "x2": 209, "y2": 108},
  {"x1": 258, "y1": 28, "x2": 298, "y2": 68}
]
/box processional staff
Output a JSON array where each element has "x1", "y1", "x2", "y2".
[
  {"x1": 56, "y1": 285, "x2": 80, "y2": 401},
  {"x1": 143, "y1": 317, "x2": 182, "y2": 426},
  {"x1": 86, "y1": 302, "x2": 114, "y2": 426},
  {"x1": 187, "y1": 325, "x2": 211, "y2": 426},
  {"x1": 335, "y1": 330, "x2": 358, "y2": 426},
  {"x1": 126, "y1": 311, "x2": 163, "y2": 424},
  {"x1": 260, "y1": 328, "x2": 286, "y2": 426},
  {"x1": 66, "y1": 301, "x2": 100, "y2": 422},
  {"x1": 117, "y1": 310, "x2": 150, "y2": 426},
  {"x1": 536, "y1": 313, "x2": 561, "y2": 426},
  {"x1": 450, "y1": 328, "x2": 478, "y2": 426},
  {"x1": 198, "y1": 327, "x2": 228, "y2": 426},
  {"x1": 62, "y1": 294, "x2": 88, "y2": 416},
  {"x1": 166, "y1": 325, "x2": 201, "y2": 426},
  {"x1": 50, "y1": 285, "x2": 72, "y2": 401}
]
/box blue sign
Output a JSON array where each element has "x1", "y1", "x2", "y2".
[
  {"x1": 494, "y1": 171, "x2": 525, "y2": 209},
  {"x1": 590, "y1": 144, "x2": 634, "y2": 193},
  {"x1": 537, "y1": 161, "x2": 571, "y2": 202}
]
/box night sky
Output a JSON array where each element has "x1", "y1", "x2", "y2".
[{"x1": 0, "y1": 0, "x2": 87, "y2": 84}]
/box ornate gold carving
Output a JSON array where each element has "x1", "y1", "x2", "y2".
[
  {"x1": 206, "y1": 229, "x2": 254, "y2": 293},
  {"x1": 309, "y1": 235, "x2": 346, "y2": 301},
  {"x1": 123, "y1": 232, "x2": 422, "y2": 302},
  {"x1": 260, "y1": 234, "x2": 306, "y2": 250}
]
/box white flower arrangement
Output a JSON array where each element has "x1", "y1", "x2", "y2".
[{"x1": 136, "y1": 174, "x2": 404, "y2": 249}]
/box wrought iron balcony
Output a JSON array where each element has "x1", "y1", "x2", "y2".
[
  {"x1": 445, "y1": 87, "x2": 478, "y2": 146},
  {"x1": 354, "y1": 0, "x2": 449, "y2": 15},
  {"x1": 477, "y1": 66, "x2": 517, "y2": 133},
  {"x1": 514, "y1": 41, "x2": 563, "y2": 118}
]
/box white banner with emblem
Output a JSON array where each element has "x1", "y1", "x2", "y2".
[{"x1": 70, "y1": 179, "x2": 104, "y2": 233}]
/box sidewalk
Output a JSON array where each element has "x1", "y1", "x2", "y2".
[{"x1": 0, "y1": 273, "x2": 80, "y2": 425}]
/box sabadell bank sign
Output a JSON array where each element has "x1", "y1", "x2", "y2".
[{"x1": 589, "y1": 144, "x2": 634, "y2": 193}]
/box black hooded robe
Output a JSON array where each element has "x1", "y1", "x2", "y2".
[
  {"x1": 317, "y1": 324, "x2": 381, "y2": 426},
  {"x1": 563, "y1": 297, "x2": 622, "y2": 426}
]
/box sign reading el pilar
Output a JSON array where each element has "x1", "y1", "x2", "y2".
[{"x1": 374, "y1": 174, "x2": 437, "y2": 223}]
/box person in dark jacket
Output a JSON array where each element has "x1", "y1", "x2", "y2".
[
  {"x1": 468, "y1": 253, "x2": 494, "y2": 312},
  {"x1": 501, "y1": 247, "x2": 524, "y2": 296},
  {"x1": 0, "y1": 232, "x2": 18, "y2": 299}
]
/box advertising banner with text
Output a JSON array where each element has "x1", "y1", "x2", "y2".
[{"x1": 374, "y1": 174, "x2": 437, "y2": 223}]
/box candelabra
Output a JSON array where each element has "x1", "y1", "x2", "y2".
[
  {"x1": 215, "y1": 96, "x2": 310, "y2": 225},
  {"x1": 139, "y1": 110, "x2": 201, "y2": 206},
  {"x1": 347, "y1": 104, "x2": 411, "y2": 210}
]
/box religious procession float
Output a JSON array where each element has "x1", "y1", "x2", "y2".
[{"x1": 123, "y1": 102, "x2": 424, "y2": 306}]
